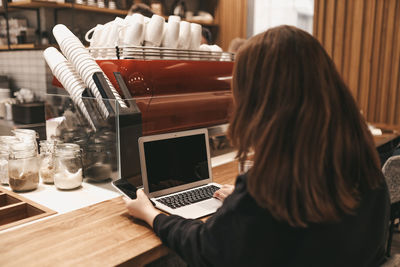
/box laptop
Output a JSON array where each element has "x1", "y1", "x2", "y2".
[{"x1": 138, "y1": 128, "x2": 222, "y2": 219}]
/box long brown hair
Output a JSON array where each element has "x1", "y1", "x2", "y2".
[{"x1": 228, "y1": 25, "x2": 384, "y2": 227}]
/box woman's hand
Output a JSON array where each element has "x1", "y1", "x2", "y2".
[
  {"x1": 213, "y1": 184, "x2": 235, "y2": 202},
  {"x1": 123, "y1": 189, "x2": 161, "y2": 228}
]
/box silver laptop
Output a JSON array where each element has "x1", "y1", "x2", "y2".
[{"x1": 138, "y1": 128, "x2": 222, "y2": 219}]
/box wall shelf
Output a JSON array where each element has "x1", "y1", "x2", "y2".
[
  {"x1": 8, "y1": 0, "x2": 71, "y2": 9},
  {"x1": 0, "y1": 43, "x2": 35, "y2": 50},
  {"x1": 7, "y1": 0, "x2": 128, "y2": 15},
  {"x1": 72, "y1": 3, "x2": 128, "y2": 15}
]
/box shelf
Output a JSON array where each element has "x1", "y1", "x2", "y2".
[
  {"x1": 0, "y1": 43, "x2": 35, "y2": 50},
  {"x1": 0, "y1": 6, "x2": 17, "y2": 12},
  {"x1": 184, "y1": 18, "x2": 217, "y2": 27},
  {"x1": 8, "y1": 0, "x2": 71, "y2": 9},
  {"x1": 73, "y1": 3, "x2": 127, "y2": 15},
  {"x1": 161, "y1": 15, "x2": 217, "y2": 27},
  {"x1": 7, "y1": 0, "x2": 128, "y2": 15},
  {"x1": 0, "y1": 43, "x2": 58, "y2": 50}
]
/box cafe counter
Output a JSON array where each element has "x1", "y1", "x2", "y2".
[{"x1": 0, "y1": 157, "x2": 238, "y2": 266}]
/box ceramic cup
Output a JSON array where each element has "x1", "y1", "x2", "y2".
[
  {"x1": 119, "y1": 22, "x2": 144, "y2": 46},
  {"x1": 199, "y1": 44, "x2": 212, "y2": 60},
  {"x1": 189, "y1": 23, "x2": 202, "y2": 50},
  {"x1": 161, "y1": 21, "x2": 180, "y2": 48},
  {"x1": 125, "y1": 13, "x2": 145, "y2": 25},
  {"x1": 144, "y1": 14, "x2": 165, "y2": 47},
  {"x1": 98, "y1": 19, "x2": 121, "y2": 48},
  {"x1": 177, "y1": 21, "x2": 191, "y2": 50},
  {"x1": 210, "y1": 44, "x2": 223, "y2": 60},
  {"x1": 168, "y1": 15, "x2": 181, "y2": 23},
  {"x1": 85, "y1": 24, "x2": 104, "y2": 47}
]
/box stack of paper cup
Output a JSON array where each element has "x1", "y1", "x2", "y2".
[
  {"x1": 43, "y1": 47, "x2": 96, "y2": 131},
  {"x1": 53, "y1": 24, "x2": 127, "y2": 115}
]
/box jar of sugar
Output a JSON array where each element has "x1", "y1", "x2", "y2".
[
  {"x1": 8, "y1": 142, "x2": 39, "y2": 192},
  {"x1": 54, "y1": 143, "x2": 83, "y2": 190}
]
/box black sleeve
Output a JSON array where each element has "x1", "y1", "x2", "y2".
[{"x1": 153, "y1": 176, "x2": 248, "y2": 267}]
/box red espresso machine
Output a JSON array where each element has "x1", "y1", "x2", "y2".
[{"x1": 53, "y1": 47, "x2": 234, "y2": 185}]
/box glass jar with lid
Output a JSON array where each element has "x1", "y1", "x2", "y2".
[
  {"x1": 0, "y1": 136, "x2": 20, "y2": 150},
  {"x1": 0, "y1": 149, "x2": 9, "y2": 185},
  {"x1": 12, "y1": 129, "x2": 38, "y2": 153},
  {"x1": 84, "y1": 142, "x2": 112, "y2": 182},
  {"x1": 0, "y1": 136, "x2": 18, "y2": 185},
  {"x1": 39, "y1": 140, "x2": 58, "y2": 184},
  {"x1": 8, "y1": 142, "x2": 39, "y2": 192},
  {"x1": 54, "y1": 143, "x2": 83, "y2": 190}
]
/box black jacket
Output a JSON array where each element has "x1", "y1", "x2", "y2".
[{"x1": 153, "y1": 174, "x2": 390, "y2": 267}]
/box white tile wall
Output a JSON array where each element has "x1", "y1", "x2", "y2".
[{"x1": 0, "y1": 50, "x2": 53, "y2": 98}]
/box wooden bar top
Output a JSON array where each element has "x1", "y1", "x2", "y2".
[
  {"x1": 0, "y1": 161, "x2": 239, "y2": 267},
  {"x1": 0, "y1": 125, "x2": 398, "y2": 266}
]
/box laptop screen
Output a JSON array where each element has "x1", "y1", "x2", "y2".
[{"x1": 143, "y1": 133, "x2": 210, "y2": 193}]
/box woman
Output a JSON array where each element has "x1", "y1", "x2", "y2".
[{"x1": 124, "y1": 25, "x2": 389, "y2": 266}]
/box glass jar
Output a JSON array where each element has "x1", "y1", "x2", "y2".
[
  {"x1": 12, "y1": 129, "x2": 38, "y2": 139},
  {"x1": 84, "y1": 142, "x2": 112, "y2": 182},
  {"x1": 12, "y1": 129, "x2": 38, "y2": 153},
  {"x1": 0, "y1": 135, "x2": 20, "y2": 146},
  {"x1": 54, "y1": 143, "x2": 83, "y2": 190},
  {"x1": 39, "y1": 140, "x2": 58, "y2": 184},
  {"x1": 0, "y1": 149, "x2": 9, "y2": 185},
  {"x1": 8, "y1": 142, "x2": 39, "y2": 192},
  {"x1": 99, "y1": 131, "x2": 117, "y2": 171}
]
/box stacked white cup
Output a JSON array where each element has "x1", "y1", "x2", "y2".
[
  {"x1": 120, "y1": 14, "x2": 147, "y2": 58},
  {"x1": 210, "y1": 44, "x2": 223, "y2": 61},
  {"x1": 43, "y1": 47, "x2": 96, "y2": 131},
  {"x1": 199, "y1": 44, "x2": 212, "y2": 60},
  {"x1": 53, "y1": 24, "x2": 127, "y2": 117},
  {"x1": 177, "y1": 21, "x2": 191, "y2": 59},
  {"x1": 144, "y1": 14, "x2": 165, "y2": 47},
  {"x1": 168, "y1": 15, "x2": 181, "y2": 23},
  {"x1": 143, "y1": 15, "x2": 165, "y2": 59},
  {"x1": 120, "y1": 13, "x2": 145, "y2": 46},
  {"x1": 85, "y1": 24, "x2": 104, "y2": 58},
  {"x1": 161, "y1": 20, "x2": 180, "y2": 59},
  {"x1": 189, "y1": 23, "x2": 202, "y2": 59}
]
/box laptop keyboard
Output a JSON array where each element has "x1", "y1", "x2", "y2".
[{"x1": 156, "y1": 185, "x2": 220, "y2": 209}]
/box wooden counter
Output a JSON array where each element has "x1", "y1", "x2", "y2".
[
  {"x1": 0, "y1": 125, "x2": 398, "y2": 266},
  {"x1": 0, "y1": 161, "x2": 239, "y2": 267}
]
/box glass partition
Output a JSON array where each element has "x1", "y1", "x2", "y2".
[{"x1": 45, "y1": 93, "x2": 234, "y2": 187}]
